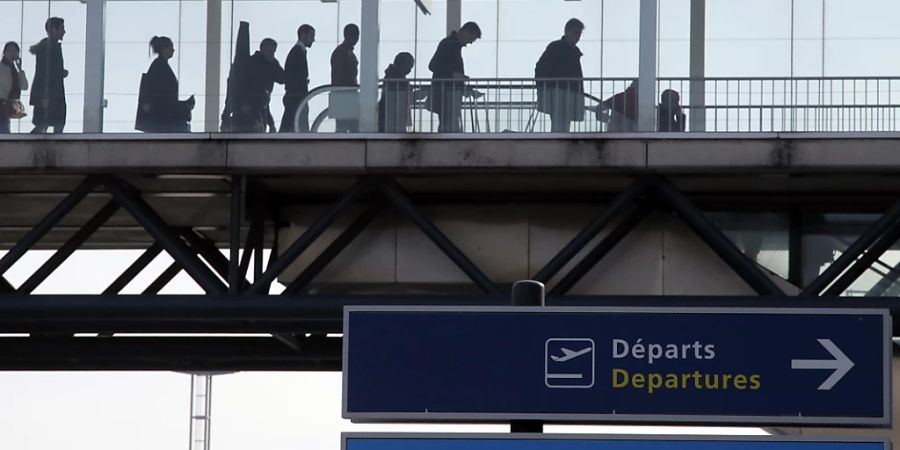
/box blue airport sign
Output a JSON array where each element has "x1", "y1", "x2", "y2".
[
  {"x1": 343, "y1": 307, "x2": 891, "y2": 425},
  {"x1": 343, "y1": 434, "x2": 890, "y2": 450}
]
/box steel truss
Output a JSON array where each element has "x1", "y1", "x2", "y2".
[{"x1": 1, "y1": 174, "x2": 899, "y2": 370}]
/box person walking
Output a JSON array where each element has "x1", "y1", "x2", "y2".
[
  {"x1": 280, "y1": 24, "x2": 315, "y2": 133},
  {"x1": 330, "y1": 24, "x2": 359, "y2": 133},
  {"x1": 29, "y1": 17, "x2": 67, "y2": 134},
  {"x1": 428, "y1": 21, "x2": 481, "y2": 133},
  {"x1": 231, "y1": 38, "x2": 284, "y2": 132},
  {"x1": 135, "y1": 36, "x2": 194, "y2": 132},
  {"x1": 535, "y1": 18, "x2": 585, "y2": 133},
  {"x1": 0, "y1": 41, "x2": 29, "y2": 133},
  {"x1": 378, "y1": 52, "x2": 416, "y2": 133}
]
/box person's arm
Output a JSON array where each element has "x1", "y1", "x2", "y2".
[{"x1": 273, "y1": 61, "x2": 285, "y2": 85}]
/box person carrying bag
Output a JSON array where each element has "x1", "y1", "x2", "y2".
[{"x1": 0, "y1": 41, "x2": 29, "y2": 133}]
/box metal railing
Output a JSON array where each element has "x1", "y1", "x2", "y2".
[{"x1": 263, "y1": 76, "x2": 900, "y2": 134}]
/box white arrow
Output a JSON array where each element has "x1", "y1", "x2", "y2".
[{"x1": 790, "y1": 339, "x2": 855, "y2": 391}]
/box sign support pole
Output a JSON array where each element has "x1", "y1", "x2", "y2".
[{"x1": 511, "y1": 280, "x2": 544, "y2": 433}]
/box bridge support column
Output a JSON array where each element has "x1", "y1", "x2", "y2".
[
  {"x1": 359, "y1": 0, "x2": 380, "y2": 132},
  {"x1": 689, "y1": 0, "x2": 706, "y2": 131},
  {"x1": 638, "y1": 0, "x2": 658, "y2": 132}
]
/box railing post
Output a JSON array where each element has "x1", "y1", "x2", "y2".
[
  {"x1": 359, "y1": 0, "x2": 380, "y2": 133},
  {"x1": 638, "y1": 0, "x2": 658, "y2": 132}
]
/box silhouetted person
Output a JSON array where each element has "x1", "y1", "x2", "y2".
[
  {"x1": 232, "y1": 38, "x2": 284, "y2": 132},
  {"x1": 535, "y1": 18, "x2": 585, "y2": 133},
  {"x1": 657, "y1": 89, "x2": 685, "y2": 132},
  {"x1": 602, "y1": 80, "x2": 638, "y2": 132},
  {"x1": 30, "y1": 17, "x2": 67, "y2": 134},
  {"x1": 378, "y1": 52, "x2": 415, "y2": 133},
  {"x1": 428, "y1": 21, "x2": 481, "y2": 133},
  {"x1": 135, "y1": 36, "x2": 194, "y2": 132},
  {"x1": 331, "y1": 23, "x2": 359, "y2": 133},
  {"x1": 280, "y1": 24, "x2": 315, "y2": 133},
  {"x1": 0, "y1": 42, "x2": 29, "y2": 133},
  {"x1": 220, "y1": 21, "x2": 251, "y2": 132}
]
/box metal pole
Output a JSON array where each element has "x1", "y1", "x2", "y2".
[
  {"x1": 359, "y1": 0, "x2": 380, "y2": 132},
  {"x1": 638, "y1": 0, "x2": 659, "y2": 131},
  {"x1": 510, "y1": 279, "x2": 543, "y2": 433},
  {"x1": 446, "y1": 0, "x2": 461, "y2": 34},
  {"x1": 689, "y1": 0, "x2": 706, "y2": 131},
  {"x1": 82, "y1": 0, "x2": 106, "y2": 132},
  {"x1": 204, "y1": 0, "x2": 223, "y2": 132}
]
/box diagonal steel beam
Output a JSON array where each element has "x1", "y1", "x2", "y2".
[
  {"x1": 19, "y1": 200, "x2": 120, "y2": 294},
  {"x1": 0, "y1": 276, "x2": 14, "y2": 293},
  {"x1": 651, "y1": 177, "x2": 785, "y2": 296},
  {"x1": 533, "y1": 179, "x2": 647, "y2": 283},
  {"x1": 550, "y1": 205, "x2": 653, "y2": 296},
  {"x1": 246, "y1": 179, "x2": 373, "y2": 294},
  {"x1": 143, "y1": 262, "x2": 183, "y2": 295},
  {"x1": 0, "y1": 178, "x2": 99, "y2": 276},
  {"x1": 824, "y1": 220, "x2": 900, "y2": 296},
  {"x1": 257, "y1": 210, "x2": 282, "y2": 294},
  {"x1": 181, "y1": 229, "x2": 250, "y2": 290},
  {"x1": 283, "y1": 202, "x2": 385, "y2": 295},
  {"x1": 239, "y1": 213, "x2": 264, "y2": 282},
  {"x1": 102, "y1": 177, "x2": 227, "y2": 295},
  {"x1": 802, "y1": 200, "x2": 900, "y2": 297},
  {"x1": 379, "y1": 179, "x2": 502, "y2": 296},
  {"x1": 103, "y1": 243, "x2": 163, "y2": 295}
]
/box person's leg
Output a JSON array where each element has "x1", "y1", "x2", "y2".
[
  {"x1": 297, "y1": 103, "x2": 310, "y2": 132},
  {"x1": 31, "y1": 104, "x2": 48, "y2": 133},
  {"x1": 0, "y1": 112, "x2": 10, "y2": 134},
  {"x1": 50, "y1": 100, "x2": 67, "y2": 133},
  {"x1": 280, "y1": 97, "x2": 299, "y2": 132}
]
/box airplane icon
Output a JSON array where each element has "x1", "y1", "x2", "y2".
[
  {"x1": 545, "y1": 338, "x2": 595, "y2": 388},
  {"x1": 551, "y1": 347, "x2": 593, "y2": 362}
]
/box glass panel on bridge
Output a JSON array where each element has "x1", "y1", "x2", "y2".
[{"x1": 1, "y1": 0, "x2": 899, "y2": 134}]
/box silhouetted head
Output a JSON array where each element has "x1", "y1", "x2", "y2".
[
  {"x1": 297, "y1": 24, "x2": 316, "y2": 48},
  {"x1": 458, "y1": 22, "x2": 481, "y2": 46},
  {"x1": 149, "y1": 36, "x2": 175, "y2": 60},
  {"x1": 2, "y1": 42, "x2": 20, "y2": 61},
  {"x1": 393, "y1": 52, "x2": 415, "y2": 75},
  {"x1": 343, "y1": 24, "x2": 359, "y2": 46},
  {"x1": 661, "y1": 89, "x2": 680, "y2": 107},
  {"x1": 564, "y1": 18, "x2": 584, "y2": 45},
  {"x1": 260, "y1": 38, "x2": 277, "y2": 61},
  {"x1": 45, "y1": 17, "x2": 65, "y2": 41}
]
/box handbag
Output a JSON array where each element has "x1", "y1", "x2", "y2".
[{"x1": 4, "y1": 99, "x2": 27, "y2": 119}]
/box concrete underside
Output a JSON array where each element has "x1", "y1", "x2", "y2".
[{"x1": 2, "y1": 133, "x2": 900, "y2": 249}]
